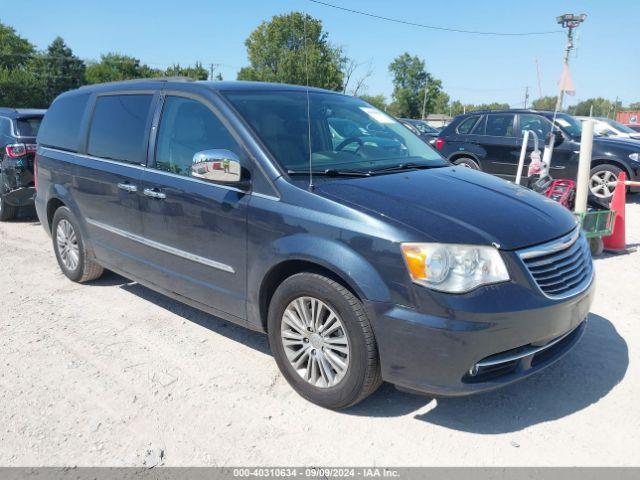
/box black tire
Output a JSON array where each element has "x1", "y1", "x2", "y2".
[
  {"x1": 267, "y1": 272, "x2": 382, "y2": 409},
  {"x1": 52, "y1": 206, "x2": 104, "y2": 283},
  {"x1": 452, "y1": 156, "x2": 481, "y2": 170},
  {"x1": 589, "y1": 164, "x2": 623, "y2": 200},
  {"x1": 0, "y1": 194, "x2": 17, "y2": 221}
]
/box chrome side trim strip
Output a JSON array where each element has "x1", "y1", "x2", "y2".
[
  {"x1": 476, "y1": 326, "x2": 576, "y2": 368},
  {"x1": 86, "y1": 218, "x2": 235, "y2": 274},
  {"x1": 518, "y1": 227, "x2": 580, "y2": 260}
]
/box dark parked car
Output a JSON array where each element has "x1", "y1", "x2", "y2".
[
  {"x1": 35, "y1": 80, "x2": 593, "y2": 408},
  {"x1": 0, "y1": 108, "x2": 45, "y2": 220},
  {"x1": 400, "y1": 118, "x2": 440, "y2": 144},
  {"x1": 436, "y1": 109, "x2": 640, "y2": 199}
]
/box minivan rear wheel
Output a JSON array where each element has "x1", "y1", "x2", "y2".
[
  {"x1": 52, "y1": 207, "x2": 104, "y2": 283},
  {"x1": 267, "y1": 272, "x2": 382, "y2": 409},
  {"x1": 452, "y1": 157, "x2": 481, "y2": 170}
]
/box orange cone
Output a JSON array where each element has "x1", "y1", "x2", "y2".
[{"x1": 603, "y1": 171, "x2": 627, "y2": 253}]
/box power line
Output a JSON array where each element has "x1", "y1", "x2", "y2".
[{"x1": 308, "y1": 0, "x2": 563, "y2": 36}]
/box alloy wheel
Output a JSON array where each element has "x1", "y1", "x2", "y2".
[
  {"x1": 56, "y1": 219, "x2": 80, "y2": 271},
  {"x1": 280, "y1": 296, "x2": 350, "y2": 388},
  {"x1": 590, "y1": 170, "x2": 618, "y2": 198}
]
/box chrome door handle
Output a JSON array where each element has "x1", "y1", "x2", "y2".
[
  {"x1": 117, "y1": 182, "x2": 138, "y2": 192},
  {"x1": 143, "y1": 188, "x2": 166, "y2": 200}
]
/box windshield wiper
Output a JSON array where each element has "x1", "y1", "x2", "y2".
[
  {"x1": 368, "y1": 162, "x2": 440, "y2": 174},
  {"x1": 287, "y1": 169, "x2": 370, "y2": 177}
]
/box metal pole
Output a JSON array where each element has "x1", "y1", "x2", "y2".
[
  {"x1": 421, "y1": 82, "x2": 428, "y2": 120},
  {"x1": 555, "y1": 25, "x2": 574, "y2": 113},
  {"x1": 575, "y1": 120, "x2": 594, "y2": 213},
  {"x1": 516, "y1": 130, "x2": 530, "y2": 185}
]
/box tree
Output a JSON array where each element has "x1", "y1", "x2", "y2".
[
  {"x1": 0, "y1": 67, "x2": 46, "y2": 107},
  {"x1": 388, "y1": 53, "x2": 445, "y2": 118},
  {"x1": 85, "y1": 53, "x2": 163, "y2": 84},
  {"x1": 450, "y1": 100, "x2": 465, "y2": 116},
  {"x1": 359, "y1": 94, "x2": 387, "y2": 111},
  {"x1": 0, "y1": 22, "x2": 34, "y2": 69},
  {"x1": 32, "y1": 37, "x2": 85, "y2": 104},
  {"x1": 567, "y1": 97, "x2": 618, "y2": 117},
  {"x1": 532, "y1": 96, "x2": 558, "y2": 111},
  {"x1": 165, "y1": 62, "x2": 209, "y2": 80},
  {"x1": 627, "y1": 102, "x2": 640, "y2": 110},
  {"x1": 237, "y1": 12, "x2": 345, "y2": 91}
]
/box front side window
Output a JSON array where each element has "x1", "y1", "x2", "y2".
[
  {"x1": 88, "y1": 94, "x2": 153, "y2": 164},
  {"x1": 519, "y1": 114, "x2": 551, "y2": 139},
  {"x1": 155, "y1": 96, "x2": 242, "y2": 177},
  {"x1": 222, "y1": 90, "x2": 446, "y2": 173},
  {"x1": 485, "y1": 114, "x2": 515, "y2": 137}
]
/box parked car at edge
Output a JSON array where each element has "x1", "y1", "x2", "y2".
[
  {"x1": 576, "y1": 116, "x2": 640, "y2": 141},
  {"x1": 0, "y1": 108, "x2": 45, "y2": 220},
  {"x1": 435, "y1": 109, "x2": 640, "y2": 199},
  {"x1": 35, "y1": 80, "x2": 594, "y2": 408},
  {"x1": 400, "y1": 118, "x2": 440, "y2": 144}
]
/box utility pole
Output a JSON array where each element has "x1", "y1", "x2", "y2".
[
  {"x1": 555, "y1": 13, "x2": 587, "y2": 112},
  {"x1": 524, "y1": 86, "x2": 530, "y2": 109},
  {"x1": 209, "y1": 64, "x2": 215, "y2": 81},
  {"x1": 421, "y1": 82, "x2": 428, "y2": 120},
  {"x1": 613, "y1": 95, "x2": 619, "y2": 120},
  {"x1": 535, "y1": 57, "x2": 543, "y2": 98},
  {"x1": 589, "y1": 104, "x2": 593, "y2": 117}
]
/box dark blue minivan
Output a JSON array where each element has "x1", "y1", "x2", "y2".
[{"x1": 35, "y1": 79, "x2": 594, "y2": 408}]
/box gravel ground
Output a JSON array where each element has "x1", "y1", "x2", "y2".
[{"x1": 0, "y1": 201, "x2": 639, "y2": 467}]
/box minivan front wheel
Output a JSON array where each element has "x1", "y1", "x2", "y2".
[
  {"x1": 52, "y1": 207, "x2": 104, "y2": 283},
  {"x1": 268, "y1": 273, "x2": 382, "y2": 409}
]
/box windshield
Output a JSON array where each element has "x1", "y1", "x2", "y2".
[
  {"x1": 603, "y1": 118, "x2": 637, "y2": 134},
  {"x1": 553, "y1": 113, "x2": 582, "y2": 138},
  {"x1": 16, "y1": 117, "x2": 43, "y2": 137},
  {"x1": 222, "y1": 90, "x2": 447, "y2": 173},
  {"x1": 410, "y1": 120, "x2": 438, "y2": 134}
]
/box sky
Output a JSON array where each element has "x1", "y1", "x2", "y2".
[{"x1": 3, "y1": 0, "x2": 639, "y2": 108}]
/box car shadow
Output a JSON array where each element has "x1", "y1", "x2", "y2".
[
  {"x1": 96, "y1": 272, "x2": 271, "y2": 356},
  {"x1": 346, "y1": 314, "x2": 627, "y2": 432}
]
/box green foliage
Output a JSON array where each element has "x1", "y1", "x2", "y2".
[
  {"x1": 165, "y1": 62, "x2": 209, "y2": 80},
  {"x1": 0, "y1": 22, "x2": 34, "y2": 69},
  {"x1": 0, "y1": 67, "x2": 46, "y2": 107},
  {"x1": 627, "y1": 102, "x2": 640, "y2": 110},
  {"x1": 387, "y1": 53, "x2": 446, "y2": 118},
  {"x1": 532, "y1": 96, "x2": 558, "y2": 111},
  {"x1": 31, "y1": 37, "x2": 85, "y2": 105},
  {"x1": 358, "y1": 94, "x2": 387, "y2": 111},
  {"x1": 237, "y1": 12, "x2": 345, "y2": 91},
  {"x1": 85, "y1": 53, "x2": 163, "y2": 84},
  {"x1": 567, "y1": 97, "x2": 619, "y2": 117}
]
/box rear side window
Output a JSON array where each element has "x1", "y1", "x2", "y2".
[
  {"x1": 16, "y1": 117, "x2": 42, "y2": 137},
  {"x1": 485, "y1": 114, "x2": 515, "y2": 137},
  {"x1": 88, "y1": 94, "x2": 153, "y2": 164},
  {"x1": 456, "y1": 116, "x2": 480, "y2": 134},
  {"x1": 38, "y1": 94, "x2": 90, "y2": 151}
]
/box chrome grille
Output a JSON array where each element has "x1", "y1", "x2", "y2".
[{"x1": 518, "y1": 228, "x2": 593, "y2": 299}]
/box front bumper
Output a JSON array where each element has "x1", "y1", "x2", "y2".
[{"x1": 366, "y1": 276, "x2": 595, "y2": 397}]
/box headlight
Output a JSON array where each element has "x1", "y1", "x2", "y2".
[
  {"x1": 629, "y1": 152, "x2": 640, "y2": 162},
  {"x1": 400, "y1": 243, "x2": 509, "y2": 293}
]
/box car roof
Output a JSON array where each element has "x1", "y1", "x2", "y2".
[
  {"x1": 0, "y1": 107, "x2": 47, "y2": 118},
  {"x1": 71, "y1": 78, "x2": 340, "y2": 96}
]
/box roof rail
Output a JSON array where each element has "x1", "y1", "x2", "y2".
[
  {"x1": 80, "y1": 76, "x2": 195, "y2": 89},
  {"x1": 0, "y1": 107, "x2": 18, "y2": 114}
]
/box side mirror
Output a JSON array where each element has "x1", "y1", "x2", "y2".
[
  {"x1": 553, "y1": 130, "x2": 565, "y2": 146},
  {"x1": 191, "y1": 149, "x2": 250, "y2": 189}
]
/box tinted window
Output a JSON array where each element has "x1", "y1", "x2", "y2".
[
  {"x1": 485, "y1": 114, "x2": 515, "y2": 137},
  {"x1": 519, "y1": 114, "x2": 551, "y2": 139},
  {"x1": 155, "y1": 96, "x2": 242, "y2": 176},
  {"x1": 88, "y1": 94, "x2": 153, "y2": 164},
  {"x1": 0, "y1": 117, "x2": 10, "y2": 137},
  {"x1": 16, "y1": 117, "x2": 42, "y2": 137},
  {"x1": 38, "y1": 93, "x2": 90, "y2": 151},
  {"x1": 456, "y1": 116, "x2": 480, "y2": 134}
]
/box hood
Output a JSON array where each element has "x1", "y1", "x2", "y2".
[
  {"x1": 315, "y1": 166, "x2": 577, "y2": 250},
  {"x1": 593, "y1": 136, "x2": 640, "y2": 150}
]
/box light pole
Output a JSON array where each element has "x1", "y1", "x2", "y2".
[{"x1": 555, "y1": 13, "x2": 586, "y2": 112}]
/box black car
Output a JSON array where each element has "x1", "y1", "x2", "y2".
[
  {"x1": 0, "y1": 108, "x2": 46, "y2": 220},
  {"x1": 400, "y1": 118, "x2": 440, "y2": 144},
  {"x1": 35, "y1": 80, "x2": 593, "y2": 408},
  {"x1": 436, "y1": 109, "x2": 640, "y2": 199}
]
